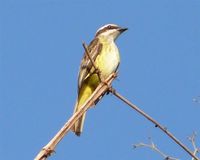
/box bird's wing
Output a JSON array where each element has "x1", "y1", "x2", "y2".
[{"x1": 78, "y1": 37, "x2": 102, "y2": 90}]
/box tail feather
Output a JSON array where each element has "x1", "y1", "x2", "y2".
[
  {"x1": 71, "y1": 81, "x2": 96, "y2": 136},
  {"x1": 73, "y1": 113, "x2": 86, "y2": 136},
  {"x1": 71, "y1": 101, "x2": 86, "y2": 136}
]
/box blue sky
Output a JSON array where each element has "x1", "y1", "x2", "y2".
[{"x1": 1, "y1": 0, "x2": 200, "y2": 159}]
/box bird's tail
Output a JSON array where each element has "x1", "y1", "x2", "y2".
[
  {"x1": 71, "y1": 101, "x2": 86, "y2": 136},
  {"x1": 71, "y1": 81, "x2": 96, "y2": 136}
]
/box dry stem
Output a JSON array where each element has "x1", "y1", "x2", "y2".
[
  {"x1": 133, "y1": 137, "x2": 179, "y2": 160},
  {"x1": 110, "y1": 89, "x2": 200, "y2": 160},
  {"x1": 34, "y1": 73, "x2": 116, "y2": 160},
  {"x1": 82, "y1": 43, "x2": 104, "y2": 82},
  {"x1": 34, "y1": 42, "x2": 200, "y2": 160},
  {"x1": 188, "y1": 132, "x2": 200, "y2": 160},
  {"x1": 82, "y1": 43, "x2": 98, "y2": 73}
]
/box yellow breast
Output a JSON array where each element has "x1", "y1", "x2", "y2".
[{"x1": 95, "y1": 38, "x2": 120, "y2": 78}]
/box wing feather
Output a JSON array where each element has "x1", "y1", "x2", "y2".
[{"x1": 78, "y1": 38, "x2": 102, "y2": 91}]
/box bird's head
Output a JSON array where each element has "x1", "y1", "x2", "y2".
[{"x1": 95, "y1": 24, "x2": 128, "y2": 41}]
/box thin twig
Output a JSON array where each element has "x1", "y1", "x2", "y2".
[
  {"x1": 82, "y1": 43, "x2": 103, "y2": 82},
  {"x1": 110, "y1": 88, "x2": 200, "y2": 160},
  {"x1": 34, "y1": 73, "x2": 116, "y2": 160},
  {"x1": 133, "y1": 137, "x2": 179, "y2": 160},
  {"x1": 82, "y1": 43, "x2": 98, "y2": 72},
  {"x1": 188, "y1": 132, "x2": 199, "y2": 160}
]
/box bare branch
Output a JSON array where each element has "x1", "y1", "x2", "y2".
[
  {"x1": 188, "y1": 132, "x2": 200, "y2": 160},
  {"x1": 35, "y1": 42, "x2": 200, "y2": 160},
  {"x1": 82, "y1": 43, "x2": 98, "y2": 72},
  {"x1": 34, "y1": 73, "x2": 116, "y2": 160},
  {"x1": 133, "y1": 137, "x2": 179, "y2": 160},
  {"x1": 110, "y1": 88, "x2": 200, "y2": 160},
  {"x1": 82, "y1": 43, "x2": 103, "y2": 81}
]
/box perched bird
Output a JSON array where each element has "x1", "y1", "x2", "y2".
[{"x1": 71, "y1": 24, "x2": 127, "y2": 136}]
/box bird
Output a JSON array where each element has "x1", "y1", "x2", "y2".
[{"x1": 71, "y1": 24, "x2": 127, "y2": 136}]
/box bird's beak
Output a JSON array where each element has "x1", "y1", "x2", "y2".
[{"x1": 118, "y1": 27, "x2": 128, "y2": 33}]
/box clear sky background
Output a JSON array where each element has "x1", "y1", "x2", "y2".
[{"x1": 1, "y1": 0, "x2": 200, "y2": 159}]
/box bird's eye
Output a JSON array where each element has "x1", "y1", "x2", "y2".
[{"x1": 108, "y1": 25, "x2": 112, "y2": 29}]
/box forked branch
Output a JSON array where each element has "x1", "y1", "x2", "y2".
[
  {"x1": 188, "y1": 132, "x2": 200, "y2": 160},
  {"x1": 133, "y1": 137, "x2": 179, "y2": 160},
  {"x1": 34, "y1": 42, "x2": 200, "y2": 160},
  {"x1": 83, "y1": 42, "x2": 199, "y2": 160}
]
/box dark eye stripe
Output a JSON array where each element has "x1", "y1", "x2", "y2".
[{"x1": 95, "y1": 25, "x2": 119, "y2": 37}]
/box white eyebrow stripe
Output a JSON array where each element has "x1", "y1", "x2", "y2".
[{"x1": 95, "y1": 24, "x2": 119, "y2": 37}]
